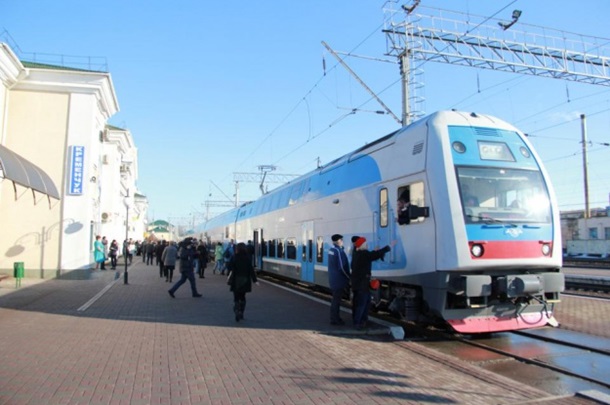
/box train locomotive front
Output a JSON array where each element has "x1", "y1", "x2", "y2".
[{"x1": 381, "y1": 111, "x2": 564, "y2": 333}]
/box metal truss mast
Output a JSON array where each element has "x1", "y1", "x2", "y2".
[{"x1": 382, "y1": 2, "x2": 610, "y2": 124}]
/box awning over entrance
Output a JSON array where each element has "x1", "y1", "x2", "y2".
[{"x1": 0, "y1": 145, "x2": 60, "y2": 200}]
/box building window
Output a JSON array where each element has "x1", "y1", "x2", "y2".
[
  {"x1": 589, "y1": 227, "x2": 598, "y2": 239},
  {"x1": 605, "y1": 227, "x2": 610, "y2": 240}
]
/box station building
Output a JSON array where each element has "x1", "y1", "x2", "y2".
[{"x1": 0, "y1": 41, "x2": 147, "y2": 278}]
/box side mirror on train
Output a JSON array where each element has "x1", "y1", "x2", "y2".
[
  {"x1": 398, "y1": 205, "x2": 430, "y2": 225},
  {"x1": 409, "y1": 204, "x2": 430, "y2": 220}
]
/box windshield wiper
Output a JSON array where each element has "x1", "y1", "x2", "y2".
[
  {"x1": 466, "y1": 215, "x2": 523, "y2": 227},
  {"x1": 466, "y1": 214, "x2": 504, "y2": 224}
]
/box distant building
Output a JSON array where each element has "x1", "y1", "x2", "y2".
[
  {"x1": 561, "y1": 207, "x2": 610, "y2": 257},
  {"x1": 0, "y1": 41, "x2": 146, "y2": 277},
  {"x1": 145, "y1": 220, "x2": 176, "y2": 241},
  {"x1": 99, "y1": 125, "x2": 148, "y2": 244}
]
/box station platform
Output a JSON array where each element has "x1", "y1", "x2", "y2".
[{"x1": 0, "y1": 260, "x2": 602, "y2": 404}]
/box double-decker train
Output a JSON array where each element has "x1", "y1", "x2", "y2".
[{"x1": 194, "y1": 110, "x2": 564, "y2": 333}]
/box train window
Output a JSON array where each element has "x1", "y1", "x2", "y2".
[
  {"x1": 269, "y1": 240, "x2": 276, "y2": 257},
  {"x1": 286, "y1": 238, "x2": 297, "y2": 260},
  {"x1": 277, "y1": 239, "x2": 284, "y2": 258},
  {"x1": 316, "y1": 236, "x2": 324, "y2": 263},
  {"x1": 308, "y1": 239, "x2": 313, "y2": 262},
  {"x1": 261, "y1": 238, "x2": 267, "y2": 257},
  {"x1": 456, "y1": 166, "x2": 551, "y2": 224},
  {"x1": 397, "y1": 182, "x2": 426, "y2": 224},
  {"x1": 289, "y1": 182, "x2": 305, "y2": 206},
  {"x1": 379, "y1": 188, "x2": 388, "y2": 227}
]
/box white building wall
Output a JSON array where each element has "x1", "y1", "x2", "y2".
[
  {"x1": 60, "y1": 92, "x2": 104, "y2": 270},
  {"x1": 100, "y1": 142, "x2": 127, "y2": 244},
  {"x1": 0, "y1": 42, "x2": 126, "y2": 276}
]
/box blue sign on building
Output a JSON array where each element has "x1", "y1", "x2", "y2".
[{"x1": 68, "y1": 146, "x2": 85, "y2": 195}]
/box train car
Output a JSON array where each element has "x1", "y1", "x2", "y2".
[{"x1": 195, "y1": 110, "x2": 564, "y2": 333}]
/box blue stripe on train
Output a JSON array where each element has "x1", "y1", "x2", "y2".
[{"x1": 466, "y1": 224, "x2": 553, "y2": 241}]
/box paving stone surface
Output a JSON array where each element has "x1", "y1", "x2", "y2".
[{"x1": 0, "y1": 260, "x2": 603, "y2": 404}]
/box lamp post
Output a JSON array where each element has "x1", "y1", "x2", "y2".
[{"x1": 124, "y1": 190, "x2": 130, "y2": 285}]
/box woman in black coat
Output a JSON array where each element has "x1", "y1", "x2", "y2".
[{"x1": 227, "y1": 242, "x2": 259, "y2": 322}]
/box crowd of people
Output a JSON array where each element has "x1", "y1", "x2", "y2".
[
  {"x1": 93, "y1": 231, "x2": 392, "y2": 329},
  {"x1": 93, "y1": 236, "x2": 140, "y2": 271},
  {"x1": 92, "y1": 236, "x2": 259, "y2": 322}
]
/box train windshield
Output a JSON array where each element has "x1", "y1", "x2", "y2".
[{"x1": 456, "y1": 166, "x2": 551, "y2": 224}]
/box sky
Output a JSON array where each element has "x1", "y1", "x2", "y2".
[{"x1": 2, "y1": 0, "x2": 610, "y2": 228}]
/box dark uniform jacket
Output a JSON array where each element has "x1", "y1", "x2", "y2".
[
  {"x1": 328, "y1": 245, "x2": 350, "y2": 290},
  {"x1": 350, "y1": 246, "x2": 391, "y2": 291}
]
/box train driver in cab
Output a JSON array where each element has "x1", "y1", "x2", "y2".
[{"x1": 397, "y1": 190, "x2": 416, "y2": 225}]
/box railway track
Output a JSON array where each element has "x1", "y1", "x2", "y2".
[
  {"x1": 565, "y1": 275, "x2": 610, "y2": 297},
  {"x1": 259, "y1": 271, "x2": 610, "y2": 396},
  {"x1": 452, "y1": 330, "x2": 610, "y2": 391},
  {"x1": 563, "y1": 259, "x2": 610, "y2": 269}
]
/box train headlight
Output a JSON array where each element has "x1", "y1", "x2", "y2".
[
  {"x1": 471, "y1": 244, "x2": 484, "y2": 257},
  {"x1": 541, "y1": 243, "x2": 551, "y2": 256},
  {"x1": 452, "y1": 141, "x2": 466, "y2": 153},
  {"x1": 519, "y1": 146, "x2": 531, "y2": 158}
]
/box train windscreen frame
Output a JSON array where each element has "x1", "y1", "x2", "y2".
[{"x1": 456, "y1": 166, "x2": 552, "y2": 225}]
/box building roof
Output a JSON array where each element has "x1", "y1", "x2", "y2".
[
  {"x1": 21, "y1": 60, "x2": 107, "y2": 73},
  {"x1": 150, "y1": 220, "x2": 170, "y2": 226},
  {"x1": 106, "y1": 124, "x2": 126, "y2": 131}
]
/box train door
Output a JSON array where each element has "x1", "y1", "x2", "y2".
[
  {"x1": 253, "y1": 229, "x2": 263, "y2": 270},
  {"x1": 300, "y1": 221, "x2": 314, "y2": 283},
  {"x1": 374, "y1": 187, "x2": 392, "y2": 259}
]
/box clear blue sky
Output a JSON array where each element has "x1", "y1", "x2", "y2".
[{"x1": 3, "y1": 1, "x2": 610, "y2": 227}]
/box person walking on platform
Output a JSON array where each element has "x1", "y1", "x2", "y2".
[
  {"x1": 93, "y1": 235, "x2": 106, "y2": 270},
  {"x1": 102, "y1": 236, "x2": 108, "y2": 264},
  {"x1": 162, "y1": 241, "x2": 178, "y2": 283},
  {"x1": 350, "y1": 237, "x2": 392, "y2": 330},
  {"x1": 146, "y1": 242, "x2": 155, "y2": 265},
  {"x1": 168, "y1": 238, "x2": 202, "y2": 298},
  {"x1": 328, "y1": 234, "x2": 350, "y2": 325},
  {"x1": 213, "y1": 242, "x2": 224, "y2": 275},
  {"x1": 192, "y1": 240, "x2": 200, "y2": 276},
  {"x1": 227, "y1": 242, "x2": 259, "y2": 322},
  {"x1": 109, "y1": 239, "x2": 119, "y2": 270},
  {"x1": 222, "y1": 241, "x2": 234, "y2": 275},
  {"x1": 246, "y1": 240, "x2": 255, "y2": 268},
  {"x1": 128, "y1": 239, "x2": 136, "y2": 264},
  {"x1": 197, "y1": 241, "x2": 208, "y2": 278},
  {"x1": 157, "y1": 240, "x2": 167, "y2": 278}
]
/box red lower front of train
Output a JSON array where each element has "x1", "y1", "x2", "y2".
[
  {"x1": 447, "y1": 313, "x2": 554, "y2": 334},
  {"x1": 468, "y1": 240, "x2": 554, "y2": 259}
]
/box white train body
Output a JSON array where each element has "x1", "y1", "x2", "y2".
[{"x1": 196, "y1": 111, "x2": 564, "y2": 333}]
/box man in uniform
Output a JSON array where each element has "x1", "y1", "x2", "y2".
[{"x1": 327, "y1": 234, "x2": 351, "y2": 325}]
